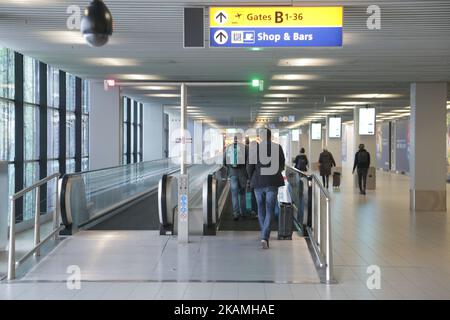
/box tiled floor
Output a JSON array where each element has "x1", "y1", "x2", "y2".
[{"x1": 1, "y1": 169, "x2": 450, "y2": 299}]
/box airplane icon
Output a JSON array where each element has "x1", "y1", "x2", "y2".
[{"x1": 235, "y1": 13, "x2": 242, "y2": 19}]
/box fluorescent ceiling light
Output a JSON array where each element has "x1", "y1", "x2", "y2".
[
  {"x1": 378, "y1": 112, "x2": 397, "y2": 116},
  {"x1": 134, "y1": 85, "x2": 178, "y2": 90},
  {"x1": 118, "y1": 74, "x2": 162, "y2": 81},
  {"x1": 271, "y1": 74, "x2": 319, "y2": 81},
  {"x1": 346, "y1": 93, "x2": 403, "y2": 99},
  {"x1": 268, "y1": 85, "x2": 307, "y2": 90},
  {"x1": 278, "y1": 58, "x2": 337, "y2": 67},
  {"x1": 264, "y1": 94, "x2": 303, "y2": 98},
  {"x1": 336, "y1": 101, "x2": 371, "y2": 105},
  {"x1": 39, "y1": 31, "x2": 85, "y2": 44},
  {"x1": 261, "y1": 101, "x2": 295, "y2": 105},
  {"x1": 145, "y1": 93, "x2": 180, "y2": 98},
  {"x1": 327, "y1": 106, "x2": 354, "y2": 110},
  {"x1": 85, "y1": 58, "x2": 139, "y2": 66}
]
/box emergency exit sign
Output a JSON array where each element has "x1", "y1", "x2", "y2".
[{"x1": 210, "y1": 7, "x2": 343, "y2": 47}]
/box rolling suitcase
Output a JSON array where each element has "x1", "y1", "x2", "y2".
[
  {"x1": 333, "y1": 172, "x2": 341, "y2": 188},
  {"x1": 278, "y1": 203, "x2": 293, "y2": 240}
]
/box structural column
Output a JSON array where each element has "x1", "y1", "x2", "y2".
[
  {"x1": 89, "y1": 81, "x2": 120, "y2": 170},
  {"x1": 353, "y1": 107, "x2": 376, "y2": 189},
  {"x1": 325, "y1": 117, "x2": 342, "y2": 173},
  {"x1": 308, "y1": 123, "x2": 322, "y2": 171},
  {"x1": 410, "y1": 82, "x2": 447, "y2": 211}
]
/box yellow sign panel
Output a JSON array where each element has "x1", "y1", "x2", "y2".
[{"x1": 210, "y1": 7, "x2": 343, "y2": 28}]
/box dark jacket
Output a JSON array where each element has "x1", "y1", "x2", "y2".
[
  {"x1": 318, "y1": 150, "x2": 336, "y2": 176},
  {"x1": 353, "y1": 149, "x2": 371, "y2": 171},
  {"x1": 223, "y1": 142, "x2": 248, "y2": 178},
  {"x1": 294, "y1": 153, "x2": 309, "y2": 171},
  {"x1": 247, "y1": 141, "x2": 285, "y2": 189}
]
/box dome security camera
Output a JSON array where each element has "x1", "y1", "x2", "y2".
[{"x1": 80, "y1": 0, "x2": 113, "y2": 47}]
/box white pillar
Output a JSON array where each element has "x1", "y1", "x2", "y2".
[
  {"x1": 178, "y1": 83, "x2": 189, "y2": 243},
  {"x1": 89, "y1": 81, "x2": 120, "y2": 170},
  {"x1": 0, "y1": 162, "x2": 8, "y2": 251},
  {"x1": 193, "y1": 120, "x2": 203, "y2": 164},
  {"x1": 353, "y1": 107, "x2": 376, "y2": 189},
  {"x1": 309, "y1": 123, "x2": 323, "y2": 171},
  {"x1": 410, "y1": 82, "x2": 447, "y2": 211},
  {"x1": 326, "y1": 117, "x2": 342, "y2": 172},
  {"x1": 143, "y1": 103, "x2": 163, "y2": 161}
]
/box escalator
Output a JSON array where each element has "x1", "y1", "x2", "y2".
[{"x1": 60, "y1": 158, "x2": 224, "y2": 233}]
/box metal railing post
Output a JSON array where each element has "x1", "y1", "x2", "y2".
[
  {"x1": 34, "y1": 186, "x2": 41, "y2": 256},
  {"x1": 325, "y1": 197, "x2": 333, "y2": 283},
  {"x1": 7, "y1": 199, "x2": 16, "y2": 280},
  {"x1": 53, "y1": 178, "x2": 60, "y2": 240}
]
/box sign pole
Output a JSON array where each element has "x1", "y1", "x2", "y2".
[{"x1": 178, "y1": 83, "x2": 189, "y2": 243}]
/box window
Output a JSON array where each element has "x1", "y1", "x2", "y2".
[
  {"x1": 66, "y1": 73, "x2": 76, "y2": 173},
  {"x1": 122, "y1": 97, "x2": 144, "y2": 164},
  {"x1": 81, "y1": 80, "x2": 90, "y2": 170},
  {"x1": 47, "y1": 65, "x2": 59, "y2": 108},
  {"x1": 0, "y1": 99, "x2": 14, "y2": 161},
  {"x1": 0, "y1": 48, "x2": 14, "y2": 99},
  {"x1": 23, "y1": 56, "x2": 40, "y2": 104},
  {"x1": 0, "y1": 47, "x2": 91, "y2": 223}
]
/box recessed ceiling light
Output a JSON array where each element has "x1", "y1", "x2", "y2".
[
  {"x1": 261, "y1": 101, "x2": 295, "y2": 105},
  {"x1": 85, "y1": 58, "x2": 138, "y2": 66},
  {"x1": 268, "y1": 85, "x2": 307, "y2": 90},
  {"x1": 39, "y1": 31, "x2": 85, "y2": 44},
  {"x1": 271, "y1": 74, "x2": 319, "y2": 81},
  {"x1": 118, "y1": 74, "x2": 162, "y2": 81},
  {"x1": 264, "y1": 94, "x2": 303, "y2": 98},
  {"x1": 145, "y1": 93, "x2": 180, "y2": 98},
  {"x1": 278, "y1": 58, "x2": 337, "y2": 67},
  {"x1": 346, "y1": 93, "x2": 403, "y2": 99},
  {"x1": 134, "y1": 85, "x2": 178, "y2": 90},
  {"x1": 336, "y1": 101, "x2": 371, "y2": 105}
]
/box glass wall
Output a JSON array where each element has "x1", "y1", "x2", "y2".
[
  {"x1": 122, "y1": 96, "x2": 143, "y2": 164},
  {"x1": 0, "y1": 48, "x2": 15, "y2": 201},
  {"x1": 23, "y1": 56, "x2": 40, "y2": 221},
  {"x1": 0, "y1": 47, "x2": 91, "y2": 223}
]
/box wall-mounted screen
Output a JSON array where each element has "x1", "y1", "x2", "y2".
[
  {"x1": 292, "y1": 129, "x2": 299, "y2": 141},
  {"x1": 311, "y1": 123, "x2": 322, "y2": 140},
  {"x1": 359, "y1": 107, "x2": 375, "y2": 135},
  {"x1": 328, "y1": 117, "x2": 341, "y2": 138}
]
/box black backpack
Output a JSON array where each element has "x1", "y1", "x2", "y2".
[
  {"x1": 357, "y1": 150, "x2": 370, "y2": 166},
  {"x1": 296, "y1": 155, "x2": 308, "y2": 171}
]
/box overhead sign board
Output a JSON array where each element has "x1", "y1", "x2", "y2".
[
  {"x1": 210, "y1": 7, "x2": 343, "y2": 47},
  {"x1": 311, "y1": 123, "x2": 322, "y2": 140},
  {"x1": 359, "y1": 107, "x2": 376, "y2": 135},
  {"x1": 328, "y1": 117, "x2": 342, "y2": 138},
  {"x1": 279, "y1": 115, "x2": 295, "y2": 123}
]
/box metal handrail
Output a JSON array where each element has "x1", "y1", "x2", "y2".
[
  {"x1": 286, "y1": 165, "x2": 334, "y2": 284},
  {"x1": 8, "y1": 173, "x2": 62, "y2": 280}
]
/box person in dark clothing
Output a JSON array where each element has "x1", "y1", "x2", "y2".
[
  {"x1": 353, "y1": 144, "x2": 371, "y2": 195},
  {"x1": 294, "y1": 147, "x2": 309, "y2": 172},
  {"x1": 247, "y1": 128, "x2": 285, "y2": 249},
  {"x1": 223, "y1": 133, "x2": 248, "y2": 220},
  {"x1": 318, "y1": 148, "x2": 336, "y2": 188}
]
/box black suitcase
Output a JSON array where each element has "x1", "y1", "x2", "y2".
[
  {"x1": 278, "y1": 203, "x2": 293, "y2": 240},
  {"x1": 333, "y1": 172, "x2": 341, "y2": 188}
]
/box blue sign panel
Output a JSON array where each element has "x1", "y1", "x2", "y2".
[{"x1": 210, "y1": 27, "x2": 342, "y2": 47}]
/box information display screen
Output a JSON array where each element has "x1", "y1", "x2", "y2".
[
  {"x1": 292, "y1": 129, "x2": 299, "y2": 141},
  {"x1": 328, "y1": 117, "x2": 341, "y2": 138},
  {"x1": 359, "y1": 108, "x2": 376, "y2": 135},
  {"x1": 311, "y1": 123, "x2": 322, "y2": 140}
]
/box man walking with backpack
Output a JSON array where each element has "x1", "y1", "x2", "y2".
[
  {"x1": 224, "y1": 133, "x2": 248, "y2": 220},
  {"x1": 353, "y1": 144, "x2": 371, "y2": 195}
]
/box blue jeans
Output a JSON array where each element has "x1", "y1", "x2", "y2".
[
  {"x1": 230, "y1": 175, "x2": 246, "y2": 217},
  {"x1": 254, "y1": 186, "x2": 278, "y2": 241}
]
